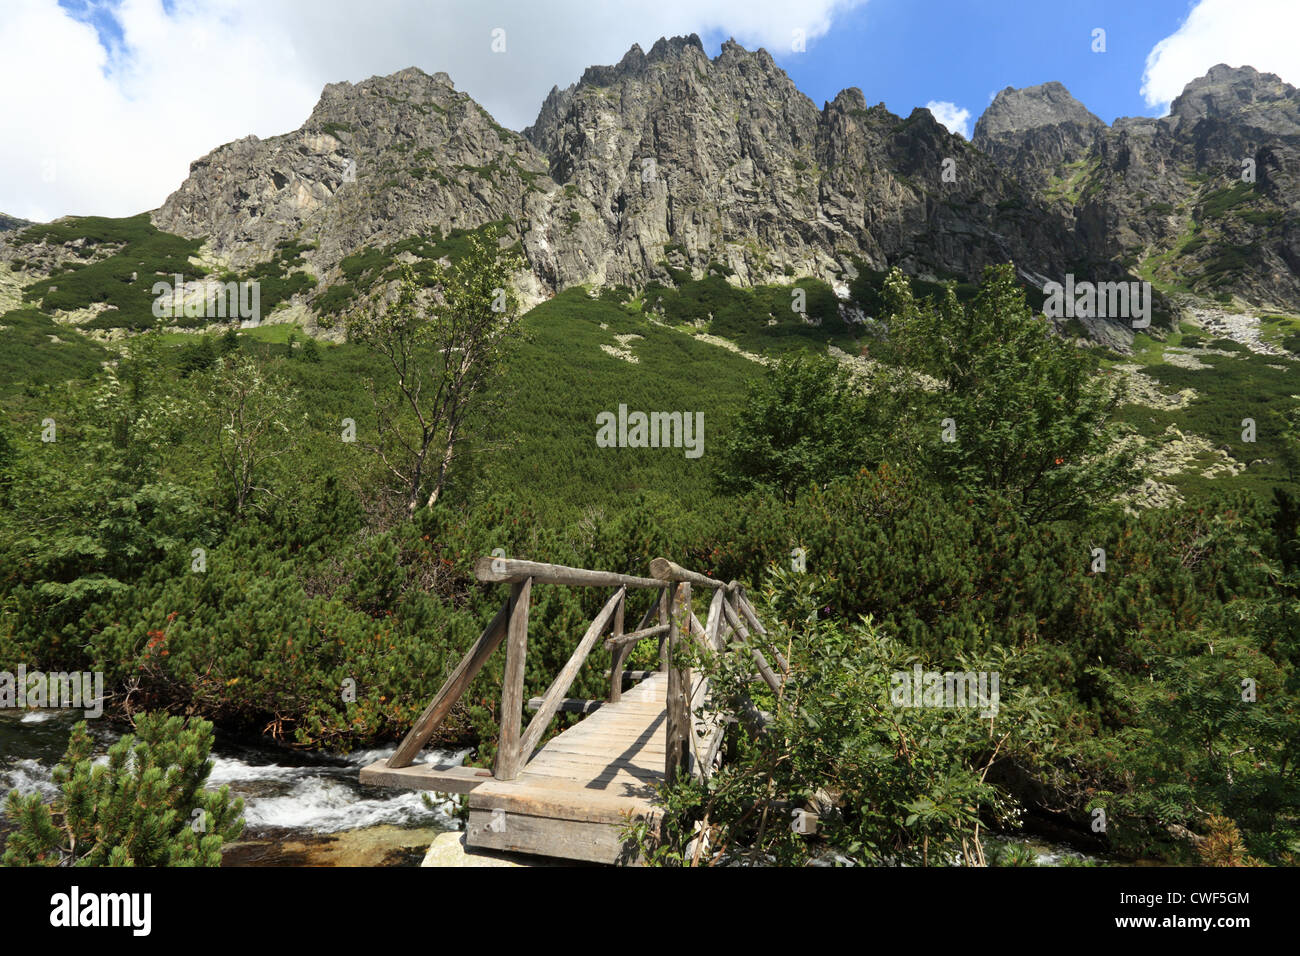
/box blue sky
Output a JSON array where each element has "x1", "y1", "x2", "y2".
[
  {"x1": 4, "y1": 0, "x2": 1295, "y2": 220},
  {"x1": 748, "y1": 0, "x2": 1197, "y2": 126}
]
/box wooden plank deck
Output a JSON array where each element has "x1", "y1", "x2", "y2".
[
  {"x1": 362, "y1": 672, "x2": 691, "y2": 864},
  {"x1": 468, "y1": 671, "x2": 669, "y2": 864}
]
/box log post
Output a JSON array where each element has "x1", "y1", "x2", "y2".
[
  {"x1": 705, "y1": 588, "x2": 726, "y2": 651},
  {"x1": 517, "y1": 587, "x2": 625, "y2": 763},
  {"x1": 657, "y1": 586, "x2": 670, "y2": 672},
  {"x1": 608, "y1": 589, "x2": 627, "y2": 702},
  {"x1": 495, "y1": 577, "x2": 532, "y2": 781},
  {"x1": 665, "y1": 581, "x2": 692, "y2": 786}
]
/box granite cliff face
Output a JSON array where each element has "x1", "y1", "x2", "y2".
[
  {"x1": 973, "y1": 82, "x2": 1105, "y2": 190},
  {"x1": 32, "y1": 43, "x2": 1291, "y2": 323},
  {"x1": 975, "y1": 65, "x2": 1300, "y2": 309},
  {"x1": 153, "y1": 67, "x2": 555, "y2": 291},
  {"x1": 146, "y1": 35, "x2": 1087, "y2": 311},
  {"x1": 521, "y1": 36, "x2": 1082, "y2": 290}
]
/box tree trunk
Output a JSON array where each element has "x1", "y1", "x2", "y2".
[{"x1": 425, "y1": 436, "x2": 456, "y2": 509}]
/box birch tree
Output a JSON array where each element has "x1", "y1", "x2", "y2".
[
  {"x1": 349, "y1": 227, "x2": 524, "y2": 516},
  {"x1": 207, "y1": 354, "x2": 299, "y2": 517}
]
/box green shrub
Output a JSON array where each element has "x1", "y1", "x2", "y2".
[
  {"x1": 20, "y1": 214, "x2": 208, "y2": 330},
  {"x1": 631, "y1": 569, "x2": 1055, "y2": 866},
  {"x1": 2, "y1": 714, "x2": 244, "y2": 866}
]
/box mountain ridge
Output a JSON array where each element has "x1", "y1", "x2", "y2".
[{"x1": 3, "y1": 40, "x2": 1298, "y2": 338}]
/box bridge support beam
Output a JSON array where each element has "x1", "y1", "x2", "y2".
[
  {"x1": 665, "y1": 582, "x2": 692, "y2": 787},
  {"x1": 495, "y1": 577, "x2": 532, "y2": 781}
]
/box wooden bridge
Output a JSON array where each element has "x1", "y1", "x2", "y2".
[{"x1": 360, "y1": 556, "x2": 786, "y2": 864}]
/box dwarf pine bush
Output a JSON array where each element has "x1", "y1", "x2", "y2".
[{"x1": 2, "y1": 713, "x2": 244, "y2": 867}]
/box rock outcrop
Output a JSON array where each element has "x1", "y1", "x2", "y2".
[
  {"x1": 973, "y1": 82, "x2": 1105, "y2": 189},
  {"x1": 150, "y1": 36, "x2": 1085, "y2": 308},
  {"x1": 153, "y1": 67, "x2": 555, "y2": 286},
  {"x1": 0, "y1": 213, "x2": 30, "y2": 233},
  {"x1": 521, "y1": 35, "x2": 1081, "y2": 288},
  {"x1": 975, "y1": 65, "x2": 1300, "y2": 311}
]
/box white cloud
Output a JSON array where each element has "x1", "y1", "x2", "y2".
[
  {"x1": 924, "y1": 100, "x2": 971, "y2": 139},
  {"x1": 0, "y1": 0, "x2": 867, "y2": 221},
  {"x1": 1141, "y1": 0, "x2": 1300, "y2": 114}
]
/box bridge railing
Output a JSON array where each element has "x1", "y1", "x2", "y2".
[{"x1": 384, "y1": 556, "x2": 785, "y2": 786}]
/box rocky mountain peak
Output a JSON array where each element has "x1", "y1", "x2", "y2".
[
  {"x1": 135, "y1": 47, "x2": 1300, "y2": 330},
  {"x1": 153, "y1": 61, "x2": 551, "y2": 284},
  {"x1": 972, "y1": 81, "x2": 1106, "y2": 190},
  {"x1": 827, "y1": 87, "x2": 867, "y2": 112},
  {"x1": 309, "y1": 67, "x2": 458, "y2": 124},
  {"x1": 974, "y1": 81, "x2": 1104, "y2": 141},
  {"x1": 971, "y1": 66, "x2": 1300, "y2": 312},
  {"x1": 576, "y1": 33, "x2": 707, "y2": 88},
  {"x1": 1166, "y1": 64, "x2": 1300, "y2": 135}
]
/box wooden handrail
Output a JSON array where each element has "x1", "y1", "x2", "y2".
[
  {"x1": 476, "y1": 556, "x2": 661, "y2": 590},
  {"x1": 736, "y1": 592, "x2": 790, "y2": 674},
  {"x1": 386, "y1": 558, "x2": 772, "y2": 795},
  {"x1": 722, "y1": 597, "x2": 783, "y2": 695},
  {"x1": 495, "y1": 577, "x2": 533, "y2": 780},
  {"x1": 650, "y1": 557, "x2": 732, "y2": 591},
  {"x1": 609, "y1": 588, "x2": 664, "y2": 703},
  {"x1": 386, "y1": 597, "x2": 512, "y2": 769},
  {"x1": 604, "y1": 623, "x2": 670, "y2": 650}
]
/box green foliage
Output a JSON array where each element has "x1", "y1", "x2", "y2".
[
  {"x1": 715, "y1": 353, "x2": 877, "y2": 501},
  {"x1": 2, "y1": 714, "x2": 243, "y2": 866},
  {"x1": 631, "y1": 569, "x2": 1054, "y2": 866},
  {"x1": 176, "y1": 334, "x2": 219, "y2": 376},
  {"x1": 715, "y1": 468, "x2": 1262, "y2": 670},
  {"x1": 644, "y1": 274, "x2": 848, "y2": 346},
  {"x1": 877, "y1": 264, "x2": 1139, "y2": 523},
  {"x1": 847, "y1": 260, "x2": 980, "y2": 318},
  {"x1": 1133, "y1": 345, "x2": 1299, "y2": 501},
  {"x1": 1197, "y1": 182, "x2": 1255, "y2": 220},
  {"x1": 348, "y1": 225, "x2": 525, "y2": 514},
  {"x1": 464, "y1": 287, "x2": 754, "y2": 523},
  {"x1": 2, "y1": 234, "x2": 1296, "y2": 864},
  {"x1": 244, "y1": 238, "x2": 318, "y2": 313},
  {"x1": 1200, "y1": 244, "x2": 1259, "y2": 288},
  {"x1": 202, "y1": 353, "x2": 303, "y2": 516},
  {"x1": 0, "y1": 308, "x2": 107, "y2": 395},
  {"x1": 1086, "y1": 625, "x2": 1298, "y2": 862},
  {"x1": 1, "y1": 332, "x2": 209, "y2": 665},
  {"x1": 319, "y1": 222, "x2": 519, "y2": 319}
]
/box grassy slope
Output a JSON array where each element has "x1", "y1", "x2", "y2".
[
  {"x1": 3, "y1": 213, "x2": 1295, "y2": 509},
  {"x1": 0, "y1": 308, "x2": 106, "y2": 397},
  {"x1": 463, "y1": 287, "x2": 761, "y2": 520}
]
